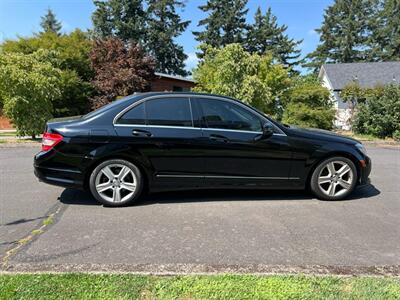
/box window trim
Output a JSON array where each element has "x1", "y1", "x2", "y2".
[{"x1": 113, "y1": 94, "x2": 286, "y2": 136}]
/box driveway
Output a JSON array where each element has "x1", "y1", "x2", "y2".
[{"x1": 1, "y1": 145, "x2": 399, "y2": 273}]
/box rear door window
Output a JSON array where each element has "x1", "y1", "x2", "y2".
[{"x1": 146, "y1": 97, "x2": 193, "y2": 127}]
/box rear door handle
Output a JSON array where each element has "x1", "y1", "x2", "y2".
[
  {"x1": 132, "y1": 129, "x2": 152, "y2": 137},
  {"x1": 209, "y1": 134, "x2": 229, "y2": 143}
]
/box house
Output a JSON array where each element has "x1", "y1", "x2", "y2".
[
  {"x1": 318, "y1": 61, "x2": 400, "y2": 130},
  {"x1": 151, "y1": 72, "x2": 195, "y2": 92},
  {"x1": 0, "y1": 112, "x2": 12, "y2": 130}
]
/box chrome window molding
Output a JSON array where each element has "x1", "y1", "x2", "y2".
[
  {"x1": 114, "y1": 124, "x2": 201, "y2": 130},
  {"x1": 114, "y1": 123, "x2": 286, "y2": 136},
  {"x1": 113, "y1": 94, "x2": 286, "y2": 136}
]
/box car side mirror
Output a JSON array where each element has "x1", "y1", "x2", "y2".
[
  {"x1": 254, "y1": 123, "x2": 274, "y2": 141},
  {"x1": 262, "y1": 123, "x2": 274, "y2": 138}
]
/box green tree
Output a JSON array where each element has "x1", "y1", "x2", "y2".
[
  {"x1": 193, "y1": 44, "x2": 290, "y2": 116},
  {"x1": 40, "y1": 8, "x2": 62, "y2": 35},
  {"x1": 369, "y1": 0, "x2": 400, "y2": 61},
  {"x1": 194, "y1": 0, "x2": 248, "y2": 52},
  {"x1": 305, "y1": 0, "x2": 377, "y2": 71},
  {"x1": 0, "y1": 50, "x2": 62, "y2": 137},
  {"x1": 1, "y1": 30, "x2": 93, "y2": 81},
  {"x1": 92, "y1": 0, "x2": 147, "y2": 43},
  {"x1": 282, "y1": 80, "x2": 335, "y2": 130},
  {"x1": 1, "y1": 30, "x2": 94, "y2": 115},
  {"x1": 90, "y1": 38, "x2": 155, "y2": 109},
  {"x1": 146, "y1": 0, "x2": 190, "y2": 76},
  {"x1": 246, "y1": 7, "x2": 302, "y2": 69}
]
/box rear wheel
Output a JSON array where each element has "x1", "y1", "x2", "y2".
[
  {"x1": 89, "y1": 159, "x2": 143, "y2": 206},
  {"x1": 310, "y1": 157, "x2": 357, "y2": 200}
]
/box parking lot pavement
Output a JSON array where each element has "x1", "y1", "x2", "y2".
[
  {"x1": 0, "y1": 146, "x2": 63, "y2": 258},
  {"x1": 1, "y1": 146, "x2": 400, "y2": 271}
]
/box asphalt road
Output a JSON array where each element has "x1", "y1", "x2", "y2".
[
  {"x1": 1, "y1": 144, "x2": 399, "y2": 272},
  {"x1": 0, "y1": 146, "x2": 62, "y2": 257}
]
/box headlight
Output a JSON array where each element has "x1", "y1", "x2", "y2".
[{"x1": 355, "y1": 143, "x2": 367, "y2": 155}]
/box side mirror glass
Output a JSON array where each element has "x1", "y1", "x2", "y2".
[
  {"x1": 254, "y1": 122, "x2": 274, "y2": 141},
  {"x1": 262, "y1": 123, "x2": 274, "y2": 138}
]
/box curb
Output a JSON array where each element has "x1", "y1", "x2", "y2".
[{"x1": 2, "y1": 263, "x2": 400, "y2": 277}]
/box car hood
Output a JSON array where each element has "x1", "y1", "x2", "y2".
[{"x1": 287, "y1": 126, "x2": 360, "y2": 144}]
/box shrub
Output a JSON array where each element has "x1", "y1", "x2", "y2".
[
  {"x1": 393, "y1": 130, "x2": 400, "y2": 141},
  {"x1": 282, "y1": 80, "x2": 335, "y2": 129},
  {"x1": 353, "y1": 84, "x2": 400, "y2": 138}
]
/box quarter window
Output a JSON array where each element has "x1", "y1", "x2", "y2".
[
  {"x1": 146, "y1": 98, "x2": 192, "y2": 127},
  {"x1": 199, "y1": 99, "x2": 262, "y2": 132},
  {"x1": 118, "y1": 102, "x2": 145, "y2": 124}
]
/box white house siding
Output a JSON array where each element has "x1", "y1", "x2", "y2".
[{"x1": 320, "y1": 72, "x2": 352, "y2": 130}]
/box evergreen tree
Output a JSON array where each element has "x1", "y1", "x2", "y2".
[
  {"x1": 92, "y1": 0, "x2": 146, "y2": 43},
  {"x1": 246, "y1": 7, "x2": 303, "y2": 69},
  {"x1": 369, "y1": 0, "x2": 400, "y2": 61},
  {"x1": 193, "y1": 0, "x2": 248, "y2": 50},
  {"x1": 146, "y1": 0, "x2": 190, "y2": 76},
  {"x1": 305, "y1": 0, "x2": 376, "y2": 71},
  {"x1": 40, "y1": 8, "x2": 62, "y2": 35},
  {"x1": 92, "y1": 0, "x2": 190, "y2": 76}
]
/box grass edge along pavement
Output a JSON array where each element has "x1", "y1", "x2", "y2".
[{"x1": 0, "y1": 273, "x2": 400, "y2": 299}]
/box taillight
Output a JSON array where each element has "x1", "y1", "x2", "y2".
[{"x1": 42, "y1": 132, "x2": 63, "y2": 151}]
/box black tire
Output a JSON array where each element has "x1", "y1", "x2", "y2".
[
  {"x1": 89, "y1": 159, "x2": 143, "y2": 207},
  {"x1": 310, "y1": 156, "x2": 357, "y2": 200}
]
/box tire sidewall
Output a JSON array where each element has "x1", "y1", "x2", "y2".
[
  {"x1": 310, "y1": 156, "x2": 357, "y2": 201},
  {"x1": 89, "y1": 159, "x2": 143, "y2": 207}
]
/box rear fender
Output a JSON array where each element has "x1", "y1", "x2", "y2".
[{"x1": 81, "y1": 143, "x2": 154, "y2": 190}]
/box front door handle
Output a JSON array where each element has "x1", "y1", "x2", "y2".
[
  {"x1": 209, "y1": 134, "x2": 229, "y2": 143},
  {"x1": 132, "y1": 129, "x2": 152, "y2": 137}
]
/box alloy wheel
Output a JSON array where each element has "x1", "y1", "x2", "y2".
[
  {"x1": 317, "y1": 160, "x2": 354, "y2": 197},
  {"x1": 95, "y1": 164, "x2": 137, "y2": 203}
]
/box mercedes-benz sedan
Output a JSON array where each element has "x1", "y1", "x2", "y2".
[{"x1": 34, "y1": 92, "x2": 371, "y2": 206}]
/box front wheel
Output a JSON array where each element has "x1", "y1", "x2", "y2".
[
  {"x1": 310, "y1": 157, "x2": 357, "y2": 200},
  {"x1": 89, "y1": 159, "x2": 143, "y2": 206}
]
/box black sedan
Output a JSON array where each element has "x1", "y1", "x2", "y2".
[{"x1": 34, "y1": 92, "x2": 371, "y2": 206}]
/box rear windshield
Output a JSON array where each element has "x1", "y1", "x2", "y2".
[{"x1": 82, "y1": 96, "x2": 134, "y2": 120}]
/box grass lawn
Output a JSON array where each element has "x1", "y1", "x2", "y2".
[
  {"x1": 335, "y1": 130, "x2": 398, "y2": 143},
  {"x1": 0, "y1": 131, "x2": 16, "y2": 137},
  {"x1": 1, "y1": 274, "x2": 399, "y2": 300}
]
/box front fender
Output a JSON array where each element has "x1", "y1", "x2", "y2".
[{"x1": 289, "y1": 137, "x2": 365, "y2": 187}]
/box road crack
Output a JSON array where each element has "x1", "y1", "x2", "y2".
[{"x1": 1, "y1": 202, "x2": 65, "y2": 270}]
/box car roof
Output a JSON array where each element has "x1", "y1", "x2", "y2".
[{"x1": 131, "y1": 91, "x2": 237, "y2": 101}]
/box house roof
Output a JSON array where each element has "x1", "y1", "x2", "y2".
[
  {"x1": 319, "y1": 62, "x2": 400, "y2": 91},
  {"x1": 154, "y1": 72, "x2": 195, "y2": 83}
]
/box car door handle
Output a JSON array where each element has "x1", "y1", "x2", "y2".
[
  {"x1": 209, "y1": 134, "x2": 229, "y2": 143},
  {"x1": 132, "y1": 129, "x2": 152, "y2": 137}
]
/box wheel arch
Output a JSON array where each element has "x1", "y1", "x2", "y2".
[
  {"x1": 83, "y1": 154, "x2": 152, "y2": 193},
  {"x1": 305, "y1": 151, "x2": 361, "y2": 189}
]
